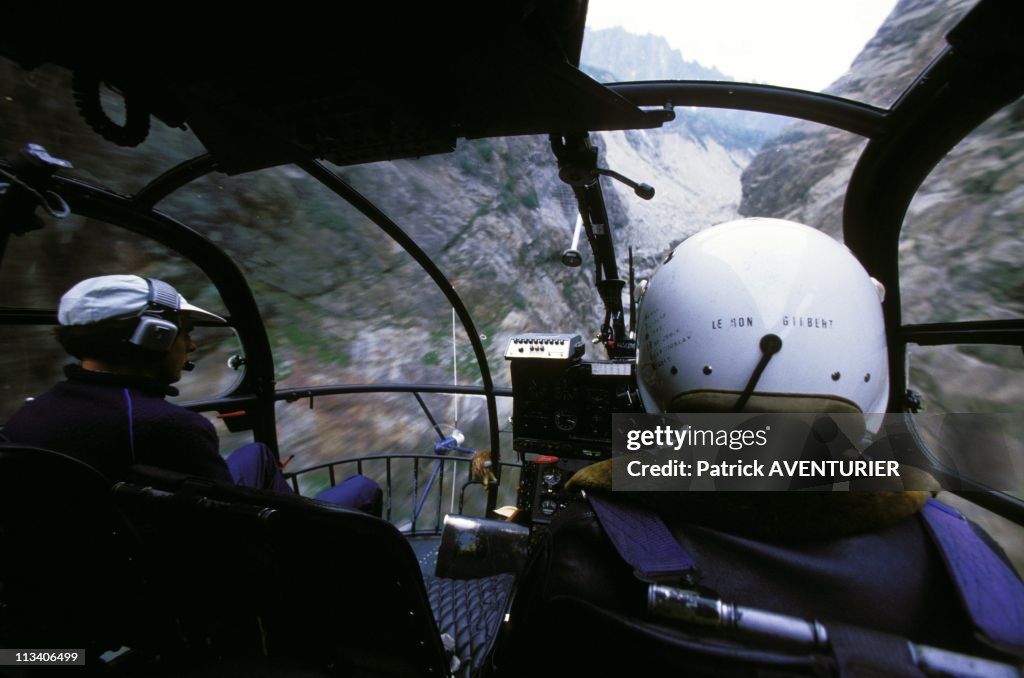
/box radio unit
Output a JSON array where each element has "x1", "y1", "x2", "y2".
[
  {"x1": 504, "y1": 333, "x2": 585, "y2": 361},
  {"x1": 506, "y1": 334, "x2": 642, "y2": 460}
]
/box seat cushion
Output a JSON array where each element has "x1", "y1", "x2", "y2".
[{"x1": 423, "y1": 573, "x2": 516, "y2": 676}]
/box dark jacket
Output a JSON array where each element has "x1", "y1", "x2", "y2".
[
  {"x1": 4, "y1": 364, "x2": 232, "y2": 483},
  {"x1": 495, "y1": 492, "x2": 1010, "y2": 676}
]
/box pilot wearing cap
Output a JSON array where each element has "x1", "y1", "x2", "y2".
[{"x1": 5, "y1": 274, "x2": 381, "y2": 514}]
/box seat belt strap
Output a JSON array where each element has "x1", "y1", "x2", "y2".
[
  {"x1": 587, "y1": 491, "x2": 698, "y2": 583},
  {"x1": 919, "y1": 499, "x2": 1024, "y2": 656}
]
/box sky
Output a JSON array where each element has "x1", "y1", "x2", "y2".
[{"x1": 585, "y1": 0, "x2": 899, "y2": 91}]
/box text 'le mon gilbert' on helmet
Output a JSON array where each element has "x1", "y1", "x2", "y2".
[{"x1": 636, "y1": 218, "x2": 888, "y2": 416}]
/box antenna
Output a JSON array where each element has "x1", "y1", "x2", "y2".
[
  {"x1": 451, "y1": 307, "x2": 461, "y2": 513},
  {"x1": 628, "y1": 246, "x2": 636, "y2": 336},
  {"x1": 451, "y1": 307, "x2": 459, "y2": 431}
]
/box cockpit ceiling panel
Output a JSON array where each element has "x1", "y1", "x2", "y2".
[{"x1": 0, "y1": 3, "x2": 668, "y2": 173}]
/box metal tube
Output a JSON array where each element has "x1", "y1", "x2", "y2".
[
  {"x1": 911, "y1": 643, "x2": 1021, "y2": 678},
  {"x1": 648, "y1": 585, "x2": 1020, "y2": 676},
  {"x1": 570, "y1": 215, "x2": 583, "y2": 251}
]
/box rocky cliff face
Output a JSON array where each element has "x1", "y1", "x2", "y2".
[
  {"x1": 739, "y1": 0, "x2": 979, "y2": 234},
  {"x1": 0, "y1": 27, "x2": 757, "y2": 473},
  {"x1": 739, "y1": 0, "x2": 1024, "y2": 420},
  {"x1": 581, "y1": 26, "x2": 730, "y2": 82},
  {"x1": 2, "y1": 1, "x2": 1019, "y2": 479},
  {"x1": 580, "y1": 28, "x2": 774, "y2": 281}
]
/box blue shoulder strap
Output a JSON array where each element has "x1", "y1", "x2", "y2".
[
  {"x1": 586, "y1": 491, "x2": 698, "y2": 584},
  {"x1": 590, "y1": 492, "x2": 1024, "y2": 658},
  {"x1": 919, "y1": 498, "x2": 1024, "y2": 656}
]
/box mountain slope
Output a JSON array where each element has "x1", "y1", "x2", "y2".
[{"x1": 739, "y1": 0, "x2": 1024, "y2": 420}]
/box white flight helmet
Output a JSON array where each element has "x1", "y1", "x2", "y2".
[{"x1": 636, "y1": 218, "x2": 889, "y2": 416}]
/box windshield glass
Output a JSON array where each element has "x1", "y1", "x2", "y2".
[
  {"x1": 1, "y1": 0, "x2": 1018, "y2": 510},
  {"x1": 584, "y1": 0, "x2": 977, "y2": 109}
]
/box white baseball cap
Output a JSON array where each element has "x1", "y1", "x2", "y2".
[{"x1": 57, "y1": 274, "x2": 225, "y2": 326}]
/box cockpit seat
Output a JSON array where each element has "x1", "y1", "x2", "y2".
[
  {"x1": 421, "y1": 514, "x2": 528, "y2": 676},
  {"x1": 112, "y1": 473, "x2": 452, "y2": 676},
  {"x1": 0, "y1": 444, "x2": 166, "y2": 672},
  {"x1": 124, "y1": 464, "x2": 518, "y2": 677},
  {"x1": 423, "y1": 573, "x2": 516, "y2": 677}
]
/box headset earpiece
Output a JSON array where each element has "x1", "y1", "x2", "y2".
[
  {"x1": 129, "y1": 278, "x2": 181, "y2": 352},
  {"x1": 129, "y1": 316, "x2": 179, "y2": 351}
]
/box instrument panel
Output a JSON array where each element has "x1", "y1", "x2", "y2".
[
  {"x1": 507, "y1": 335, "x2": 641, "y2": 460},
  {"x1": 507, "y1": 333, "x2": 643, "y2": 523}
]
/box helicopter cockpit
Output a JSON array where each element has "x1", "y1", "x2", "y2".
[{"x1": 1, "y1": 1, "x2": 1022, "y2": 676}]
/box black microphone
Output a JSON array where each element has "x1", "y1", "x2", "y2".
[
  {"x1": 596, "y1": 167, "x2": 656, "y2": 200},
  {"x1": 183, "y1": 360, "x2": 196, "y2": 372}
]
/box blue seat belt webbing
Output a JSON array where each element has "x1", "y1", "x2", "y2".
[
  {"x1": 920, "y1": 498, "x2": 1024, "y2": 656},
  {"x1": 587, "y1": 492, "x2": 697, "y2": 582}
]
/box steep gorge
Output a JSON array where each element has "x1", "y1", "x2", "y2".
[{"x1": 1, "y1": 0, "x2": 1019, "y2": 487}]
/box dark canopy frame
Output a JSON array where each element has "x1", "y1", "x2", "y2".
[{"x1": 1, "y1": 0, "x2": 1022, "y2": 521}]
